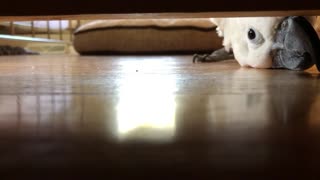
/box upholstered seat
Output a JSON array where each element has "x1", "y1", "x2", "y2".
[{"x1": 73, "y1": 19, "x2": 223, "y2": 55}]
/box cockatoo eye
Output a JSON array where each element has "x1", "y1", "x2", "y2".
[
  {"x1": 248, "y1": 28, "x2": 256, "y2": 40},
  {"x1": 247, "y1": 28, "x2": 265, "y2": 47}
]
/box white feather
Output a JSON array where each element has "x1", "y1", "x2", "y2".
[{"x1": 210, "y1": 17, "x2": 316, "y2": 68}]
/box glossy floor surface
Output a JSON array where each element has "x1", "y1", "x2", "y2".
[{"x1": 1, "y1": 55, "x2": 320, "y2": 179}]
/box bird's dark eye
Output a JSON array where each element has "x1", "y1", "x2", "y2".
[
  {"x1": 248, "y1": 28, "x2": 256, "y2": 40},
  {"x1": 247, "y1": 28, "x2": 264, "y2": 47}
]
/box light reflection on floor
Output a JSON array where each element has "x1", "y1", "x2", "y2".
[{"x1": 116, "y1": 59, "x2": 177, "y2": 141}]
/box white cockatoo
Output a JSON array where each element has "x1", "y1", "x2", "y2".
[{"x1": 194, "y1": 16, "x2": 320, "y2": 71}]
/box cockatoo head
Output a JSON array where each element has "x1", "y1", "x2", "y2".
[{"x1": 212, "y1": 16, "x2": 320, "y2": 70}]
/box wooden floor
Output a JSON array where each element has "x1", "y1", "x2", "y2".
[{"x1": 1, "y1": 55, "x2": 320, "y2": 179}]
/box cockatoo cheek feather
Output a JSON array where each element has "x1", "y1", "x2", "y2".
[
  {"x1": 231, "y1": 28, "x2": 274, "y2": 68},
  {"x1": 246, "y1": 40, "x2": 274, "y2": 68},
  {"x1": 212, "y1": 17, "x2": 284, "y2": 69}
]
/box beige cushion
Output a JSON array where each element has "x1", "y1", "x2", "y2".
[{"x1": 73, "y1": 19, "x2": 223, "y2": 55}]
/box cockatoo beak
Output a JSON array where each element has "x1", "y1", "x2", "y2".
[{"x1": 272, "y1": 16, "x2": 320, "y2": 71}]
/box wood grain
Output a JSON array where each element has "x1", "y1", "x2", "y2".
[
  {"x1": 316, "y1": 17, "x2": 320, "y2": 36},
  {"x1": 0, "y1": 55, "x2": 319, "y2": 179},
  {"x1": 1, "y1": 11, "x2": 320, "y2": 21}
]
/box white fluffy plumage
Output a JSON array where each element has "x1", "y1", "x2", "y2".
[{"x1": 210, "y1": 17, "x2": 317, "y2": 68}]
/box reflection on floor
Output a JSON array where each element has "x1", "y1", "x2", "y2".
[{"x1": 0, "y1": 55, "x2": 320, "y2": 179}]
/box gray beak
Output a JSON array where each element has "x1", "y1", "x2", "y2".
[{"x1": 272, "y1": 16, "x2": 320, "y2": 71}]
